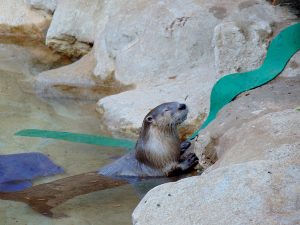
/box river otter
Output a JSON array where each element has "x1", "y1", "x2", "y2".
[
  {"x1": 99, "y1": 102, "x2": 198, "y2": 179},
  {"x1": 0, "y1": 102, "x2": 198, "y2": 217}
]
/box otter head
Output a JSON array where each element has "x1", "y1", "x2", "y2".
[
  {"x1": 143, "y1": 102, "x2": 188, "y2": 131},
  {"x1": 136, "y1": 102, "x2": 189, "y2": 168}
]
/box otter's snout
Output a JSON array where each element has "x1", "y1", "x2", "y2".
[{"x1": 178, "y1": 103, "x2": 187, "y2": 110}]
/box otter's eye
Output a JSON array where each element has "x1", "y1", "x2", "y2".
[
  {"x1": 164, "y1": 109, "x2": 170, "y2": 112},
  {"x1": 146, "y1": 116, "x2": 153, "y2": 123}
]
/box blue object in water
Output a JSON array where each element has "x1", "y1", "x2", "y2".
[
  {"x1": 0, "y1": 180, "x2": 32, "y2": 192},
  {"x1": 0, "y1": 152, "x2": 64, "y2": 192}
]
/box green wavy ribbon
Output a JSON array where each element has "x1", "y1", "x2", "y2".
[
  {"x1": 15, "y1": 23, "x2": 300, "y2": 147},
  {"x1": 189, "y1": 22, "x2": 300, "y2": 139}
]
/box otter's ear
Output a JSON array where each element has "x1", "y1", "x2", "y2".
[{"x1": 146, "y1": 116, "x2": 153, "y2": 123}]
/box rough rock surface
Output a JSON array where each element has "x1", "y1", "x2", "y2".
[
  {"x1": 212, "y1": 21, "x2": 272, "y2": 77},
  {"x1": 0, "y1": 0, "x2": 69, "y2": 76},
  {"x1": 25, "y1": 0, "x2": 57, "y2": 13},
  {"x1": 45, "y1": 0, "x2": 128, "y2": 57},
  {"x1": 46, "y1": 0, "x2": 102, "y2": 57},
  {"x1": 94, "y1": 0, "x2": 296, "y2": 136},
  {"x1": 196, "y1": 75, "x2": 300, "y2": 169},
  {"x1": 96, "y1": 71, "x2": 211, "y2": 136},
  {"x1": 34, "y1": 51, "x2": 97, "y2": 100},
  {"x1": 34, "y1": 50, "x2": 133, "y2": 100},
  {"x1": 132, "y1": 76, "x2": 300, "y2": 224},
  {"x1": 0, "y1": 43, "x2": 67, "y2": 76},
  {"x1": 133, "y1": 160, "x2": 299, "y2": 225},
  {"x1": 281, "y1": 51, "x2": 300, "y2": 77},
  {"x1": 0, "y1": 0, "x2": 51, "y2": 40}
]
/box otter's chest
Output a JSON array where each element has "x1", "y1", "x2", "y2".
[{"x1": 144, "y1": 133, "x2": 180, "y2": 162}]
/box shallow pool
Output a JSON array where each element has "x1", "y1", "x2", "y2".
[{"x1": 0, "y1": 44, "x2": 140, "y2": 225}]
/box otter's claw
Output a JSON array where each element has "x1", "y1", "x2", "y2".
[
  {"x1": 180, "y1": 153, "x2": 199, "y2": 170},
  {"x1": 180, "y1": 141, "x2": 191, "y2": 154},
  {"x1": 186, "y1": 153, "x2": 199, "y2": 167},
  {"x1": 168, "y1": 153, "x2": 199, "y2": 176}
]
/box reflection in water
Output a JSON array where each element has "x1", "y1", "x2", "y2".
[
  {"x1": 0, "y1": 172, "x2": 128, "y2": 217},
  {"x1": 0, "y1": 44, "x2": 142, "y2": 225}
]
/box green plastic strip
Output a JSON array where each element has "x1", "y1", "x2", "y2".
[
  {"x1": 15, "y1": 129, "x2": 135, "y2": 149},
  {"x1": 189, "y1": 22, "x2": 300, "y2": 140}
]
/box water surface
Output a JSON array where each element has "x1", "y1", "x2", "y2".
[{"x1": 0, "y1": 44, "x2": 140, "y2": 225}]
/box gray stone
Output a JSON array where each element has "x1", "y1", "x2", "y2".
[
  {"x1": 46, "y1": 0, "x2": 101, "y2": 57},
  {"x1": 34, "y1": 50, "x2": 133, "y2": 100},
  {"x1": 281, "y1": 52, "x2": 300, "y2": 78},
  {"x1": 133, "y1": 161, "x2": 300, "y2": 225},
  {"x1": 96, "y1": 71, "x2": 213, "y2": 137},
  {"x1": 209, "y1": 109, "x2": 300, "y2": 169},
  {"x1": 195, "y1": 76, "x2": 300, "y2": 169},
  {"x1": 0, "y1": 0, "x2": 51, "y2": 39},
  {"x1": 94, "y1": 0, "x2": 295, "y2": 135},
  {"x1": 94, "y1": 0, "x2": 219, "y2": 84},
  {"x1": 34, "y1": 51, "x2": 98, "y2": 100},
  {"x1": 212, "y1": 21, "x2": 272, "y2": 77},
  {"x1": 25, "y1": 0, "x2": 57, "y2": 13}
]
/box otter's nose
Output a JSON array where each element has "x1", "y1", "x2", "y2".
[{"x1": 178, "y1": 104, "x2": 186, "y2": 110}]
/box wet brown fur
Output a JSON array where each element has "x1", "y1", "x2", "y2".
[
  {"x1": 135, "y1": 123, "x2": 180, "y2": 169},
  {"x1": 134, "y1": 102, "x2": 189, "y2": 175}
]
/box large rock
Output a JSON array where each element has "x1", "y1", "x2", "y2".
[
  {"x1": 34, "y1": 51, "x2": 97, "y2": 99},
  {"x1": 96, "y1": 71, "x2": 212, "y2": 136},
  {"x1": 133, "y1": 160, "x2": 300, "y2": 225},
  {"x1": 45, "y1": 0, "x2": 128, "y2": 57},
  {"x1": 94, "y1": 0, "x2": 295, "y2": 136},
  {"x1": 132, "y1": 76, "x2": 300, "y2": 224},
  {"x1": 34, "y1": 50, "x2": 133, "y2": 100},
  {"x1": 195, "y1": 75, "x2": 300, "y2": 168},
  {"x1": 212, "y1": 21, "x2": 272, "y2": 77},
  {"x1": 0, "y1": 0, "x2": 69, "y2": 76},
  {"x1": 205, "y1": 108, "x2": 300, "y2": 168},
  {"x1": 45, "y1": 0, "x2": 101, "y2": 57},
  {"x1": 0, "y1": 0, "x2": 51, "y2": 40},
  {"x1": 25, "y1": 0, "x2": 57, "y2": 13},
  {"x1": 94, "y1": 0, "x2": 219, "y2": 84}
]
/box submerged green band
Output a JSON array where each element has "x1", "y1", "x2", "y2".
[
  {"x1": 189, "y1": 22, "x2": 300, "y2": 139},
  {"x1": 15, "y1": 129, "x2": 135, "y2": 149}
]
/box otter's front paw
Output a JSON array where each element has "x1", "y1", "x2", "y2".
[
  {"x1": 180, "y1": 141, "x2": 191, "y2": 154},
  {"x1": 180, "y1": 153, "x2": 199, "y2": 169},
  {"x1": 186, "y1": 153, "x2": 199, "y2": 167}
]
